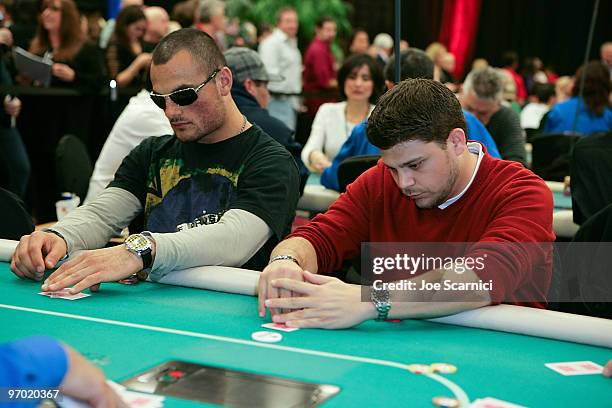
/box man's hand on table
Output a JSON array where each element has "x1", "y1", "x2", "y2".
[
  {"x1": 11, "y1": 231, "x2": 68, "y2": 281},
  {"x1": 263, "y1": 271, "x2": 375, "y2": 329},
  {"x1": 258, "y1": 259, "x2": 306, "y2": 317},
  {"x1": 41, "y1": 245, "x2": 144, "y2": 294},
  {"x1": 62, "y1": 344, "x2": 128, "y2": 407}
]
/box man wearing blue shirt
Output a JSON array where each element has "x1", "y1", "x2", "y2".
[
  {"x1": 0, "y1": 336, "x2": 124, "y2": 407},
  {"x1": 321, "y1": 49, "x2": 500, "y2": 191}
]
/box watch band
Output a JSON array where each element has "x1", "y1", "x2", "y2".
[
  {"x1": 375, "y1": 302, "x2": 391, "y2": 321},
  {"x1": 370, "y1": 287, "x2": 391, "y2": 321},
  {"x1": 140, "y1": 231, "x2": 154, "y2": 271},
  {"x1": 269, "y1": 254, "x2": 300, "y2": 266},
  {"x1": 140, "y1": 248, "x2": 153, "y2": 270}
]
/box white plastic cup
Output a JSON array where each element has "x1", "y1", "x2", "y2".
[{"x1": 55, "y1": 194, "x2": 80, "y2": 221}]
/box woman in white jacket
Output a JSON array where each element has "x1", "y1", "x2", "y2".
[{"x1": 302, "y1": 54, "x2": 384, "y2": 173}]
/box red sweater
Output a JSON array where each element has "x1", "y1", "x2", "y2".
[
  {"x1": 503, "y1": 67, "x2": 527, "y2": 103},
  {"x1": 303, "y1": 38, "x2": 337, "y2": 115},
  {"x1": 291, "y1": 154, "x2": 556, "y2": 307}
]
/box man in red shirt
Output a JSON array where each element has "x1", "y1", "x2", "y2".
[
  {"x1": 302, "y1": 16, "x2": 338, "y2": 116},
  {"x1": 258, "y1": 79, "x2": 555, "y2": 329},
  {"x1": 501, "y1": 51, "x2": 527, "y2": 104}
]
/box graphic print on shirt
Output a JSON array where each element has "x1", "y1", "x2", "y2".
[{"x1": 144, "y1": 158, "x2": 243, "y2": 232}]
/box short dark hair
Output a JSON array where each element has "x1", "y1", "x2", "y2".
[
  {"x1": 152, "y1": 28, "x2": 226, "y2": 76},
  {"x1": 531, "y1": 82, "x2": 555, "y2": 103},
  {"x1": 383, "y1": 48, "x2": 434, "y2": 83},
  {"x1": 276, "y1": 6, "x2": 296, "y2": 23},
  {"x1": 348, "y1": 28, "x2": 368, "y2": 46},
  {"x1": 367, "y1": 79, "x2": 466, "y2": 150},
  {"x1": 316, "y1": 16, "x2": 334, "y2": 29},
  {"x1": 337, "y1": 53, "x2": 384, "y2": 104},
  {"x1": 501, "y1": 51, "x2": 518, "y2": 67},
  {"x1": 171, "y1": 0, "x2": 198, "y2": 29}
]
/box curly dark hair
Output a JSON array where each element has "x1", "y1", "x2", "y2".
[{"x1": 572, "y1": 61, "x2": 611, "y2": 116}]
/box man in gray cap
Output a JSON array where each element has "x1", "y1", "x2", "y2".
[{"x1": 225, "y1": 47, "x2": 309, "y2": 194}]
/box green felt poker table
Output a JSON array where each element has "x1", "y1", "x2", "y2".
[
  {"x1": 1, "y1": 262, "x2": 610, "y2": 407},
  {"x1": 552, "y1": 191, "x2": 571, "y2": 211}
]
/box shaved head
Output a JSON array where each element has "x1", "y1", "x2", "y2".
[
  {"x1": 145, "y1": 6, "x2": 168, "y2": 22},
  {"x1": 144, "y1": 6, "x2": 170, "y2": 42}
]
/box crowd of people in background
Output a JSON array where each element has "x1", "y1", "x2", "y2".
[{"x1": 0, "y1": 0, "x2": 610, "y2": 221}]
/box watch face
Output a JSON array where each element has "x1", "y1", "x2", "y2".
[{"x1": 125, "y1": 234, "x2": 151, "y2": 253}]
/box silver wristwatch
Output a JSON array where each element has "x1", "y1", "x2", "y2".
[
  {"x1": 370, "y1": 287, "x2": 391, "y2": 321},
  {"x1": 124, "y1": 233, "x2": 153, "y2": 281}
]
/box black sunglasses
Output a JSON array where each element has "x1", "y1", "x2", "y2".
[{"x1": 150, "y1": 69, "x2": 219, "y2": 110}]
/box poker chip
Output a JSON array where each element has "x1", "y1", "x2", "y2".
[
  {"x1": 430, "y1": 363, "x2": 457, "y2": 374},
  {"x1": 406, "y1": 364, "x2": 432, "y2": 374},
  {"x1": 251, "y1": 331, "x2": 283, "y2": 343},
  {"x1": 118, "y1": 274, "x2": 139, "y2": 285},
  {"x1": 432, "y1": 396, "x2": 459, "y2": 407}
]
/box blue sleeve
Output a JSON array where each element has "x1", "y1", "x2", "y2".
[
  {"x1": 463, "y1": 110, "x2": 501, "y2": 159},
  {"x1": 543, "y1": 105, "x2": 560, "y2": 134},
  {"x1": 321, "y1": 121, "x2": 367, "y2": 191},
  {"x1": 0, "y1": 337, "x2": 68, "y2": 388}
]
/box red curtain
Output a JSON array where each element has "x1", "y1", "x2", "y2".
[{"x1": 438, "y1": 0, "x2": 482, "y2": 80}]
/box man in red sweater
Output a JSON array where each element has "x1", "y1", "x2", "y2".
[
  {"x1": 258, "y1": 79, "x2": 555, "y2": 329},
  {"x1": 302, "y1": 16, "x2": 338, "y2": 116}
]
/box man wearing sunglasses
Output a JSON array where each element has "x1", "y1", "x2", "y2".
[{"x1": 11, "y1": 29, "x2": 301, "y2": 295}]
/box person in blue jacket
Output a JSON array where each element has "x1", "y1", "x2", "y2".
[
  {"x1": 321, "y1": 49, "x2": 500, "y2": 191},
  {"x1": 543, "y1": 61, "x2": 612, "y2": 136},
  {"x1": 0, "y1": 336, "x2": 125, "y2": 407}
]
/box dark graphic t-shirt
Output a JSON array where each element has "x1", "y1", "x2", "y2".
[{"x1": 109, "y1": 125, "x2": 300, "y2": 269}]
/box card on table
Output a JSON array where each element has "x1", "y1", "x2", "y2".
[
  {"x1": 544, "y1": 361, "x2": 604, "y2": 376},
  {"x1": 57, "y1": 381, "x2": 164, "y2": 408},
  {"x1": 261, "y1": 322, "x2": 300, "y2": 332},
  {"x1": 38, "y1": 289, "x2": 90, "y2": 300}
]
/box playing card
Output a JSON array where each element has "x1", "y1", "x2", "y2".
[
  {"x1": 56, "y1": 381, "x2": 164, "y2": 407},
  {"x1": 545, "y1": 361, "x2": 604, "y2": 376},
  {"x1": 470, "y1": 397, "x2": 527, "y2": 408},
  {"x1": 120, "y1": 390, "x2": 165, "y2": 407},
  {"x1": 261, "y1": 322, "x2": 300, "y2": 332},
  {"x1": 39, "y1": 289, "x2": 90, "y2": 300},
  {"x1": 108, "y1": 380, "x2": 164, "y2": 407},
  {"x1": 56, "y1": 395, "x2": 90, "y2": 408}
]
